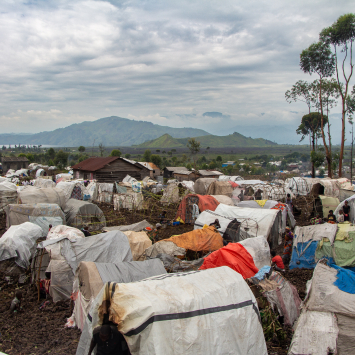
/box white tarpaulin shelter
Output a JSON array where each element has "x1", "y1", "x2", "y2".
[
  {"x1": 6, "y1": 203, "x2": 65, "y2": 236},
  {"x1": 293, "y1": 224, "x2": 338, "y2": 246},
  {"x1": 33, "y1": 178, "x2": 56, "y2": 188},
  {"x1": 161, "y1": 182, "x2": 179, "y2": 204},
  {"x1": 113, "y1": 192, "x2": 144, "y2": 211},
  {"x1": 0, "y1": 222, "x2": 42, "y2": 268},
  {"x1": 194, "y1": 210, "x2": 236, "y2": 236},
  {"x1": 239, "y1": 236, "x2": 271, "y2": 269},
  {"x1": 213, "y1": 204, "x2": 282, "y2": 247},
  {"x1": 76, "y1": 266, "x2": 267, "y2": 355},
  {"x1": 103, "y1": 220, "x2": 152, "y2": 232},
  {"x1": 211, "y1": 195, "x2": 234, "y2": 206},
  {"x1": 219, "y1": 175, "x2": 244, "y2": 182},
  {"x1": 194, "y1": 178, "x2": 217, "y2": 195},
  {"x1": 122, "y1": 231, "x2": 152, "y2": 261},
  {"x1": 334, "y1": 193, "x2": 355, "y2": 223},
  {"x1": 69, "y1": 259, "x2": 166, "y2": 330},
  {"x1": 18, "y1": 186, "x2": 66, "y2": 210},
  {"x1": 38, "y1": 230, "x2": 133, "y2": 302},
  {"x1": 0, "y1": 181, "x2": 17, "y2": 210}
]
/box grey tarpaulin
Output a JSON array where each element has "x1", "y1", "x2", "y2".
[
  {"x1": 155, "y1": 254, "x2": 205, "y2": 272},
  {"x1": 64, "y1": 198, "x2": 106, "y2": 231},
  {"x1": 38, "y1": 231, "x2": 133, "y2": 302},
  {"x1": 0, "y1": 222, "x2": 43, "y2": 268},
  {"x1": 103, "y1": 220, "x2": 152, "y2": 232},
  {"x1": 18, "y1": 186, "x2": 67, "y2": 210}
]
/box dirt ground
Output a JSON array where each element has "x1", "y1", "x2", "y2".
[{"x1": 0, "y1": 204, "x2": 315, "y2": 355}]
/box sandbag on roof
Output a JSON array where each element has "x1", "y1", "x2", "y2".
[
  {"x1": 38, "y1": 230, "x2": 133, "y2": 302},
  {"x1": 64, "y1": 199, "x2": 106, "y2": 231},
  {"x1": 0, "y1": 222, "x2": 43, "y2": 268},
  {"x1": 103, "y1": 220, "x2": 152, "y2": 232},
  {"x1": 18, "y1": 186, "x2": 66, "y2": 210},
  {"x1": 194, "y1": 178, "x2": 217, "y2": 195},
  {"x1": 71, "y1": 259, "x2": 166, "y2": 330},
  {"x1": 6, "y1": 203, "x2": 65, "y2": 236},
  {"x1": 206, "y1": 181, "x2": 233, "y2": 197},
  {"x1": 122, "y1": 231, "x2": 152, "y2": 261},
  {"x1": 214, "y1": 204, "x2": 282, "y2": 248},
  {"x1": 76, "y1": 266, "x2": 267, "y2": 355},
  {"x1": 162, "y1": 226, "x2": 223, "y2": 252},
  {"x1": 200, "y1": 243, "x2": 258, "y2": 279},
  {"x1": 0, "y1": 181, "x2": 17, "y2": 210}
]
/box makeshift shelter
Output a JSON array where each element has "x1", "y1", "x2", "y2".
[
  {"x1": 6, "y1": 203, "x2": 65, "y2": 236},
  {"x1": 18, "y1": 186, "x2": 66, "y2": 210},
  {"x1": 218, "y1": 175, "x2": 244, "y2": 182},
  {"x1": 315, "y1": 222, "x2": 355, "y2": 267},
  {"x1": 238, "y1": 236, "x2": 271, "y2": 269},
  {"x1": 97, "y1": 183, "x2": 114, "y2": 203},
  {"x1": 56, "y1": 181, "x2": 84, "y2": 201},
  {"x1": 113, "y1": 192, "x2": 144, "y2": 211},
  {"x1": 64, "y1": 199, "x2": 106, "y2": 232},
  {"x1": 38, "y1": 230, "x2": 133, "y2": 302},
  {"x1": 76, "y1": 266, "x2": 267, "y2": 355},
  {"x1": 33, "y1": 178, "x2": 56, "y2": 188},
  {"x1": 213, "y1": 204, "x2": 282, "y2": 248},
  {"x1": 122, "y1": 231, "x2": 152, "y2": 261},
  {"x1": 334, "y1": 194, "x2": 355, "y2": 223},
  {"x1": 200, "y1": 242, "x2": 259, "y2": 279},
  {"x1": 175, "y1": 194, "x2": 220, "y2": 224},
  {"x1": 237, "y1": 200, "x2": 296, "y2": 233},
  {"x1": 161, "y1": 226, "x2": 223, "y2": 252},
  {"x1": 0, "y1": 222, "x2": 43, "y2": 268},
  {"x1": 69, "y1": 259, "x2": 166, "y2": 330},
  {"x1": 289, "y1": 262, "x2": 355, "y2": 354},
  {"x1": 180, "y1": 180, "x2": 194, "y2": 192},
  {"x1": 289, "y1": 224, "x2": 338, "y2": 270},
  {"x1": 206, "y1": 181, "x2": 233, "y2": 197},
  {"x1": 315, "y1": 195, "x2": 340, "y2": 218},
  {"x1": 0, "y1": 180, "x2": 17, "y2": 210},
  {"x1": 211, "y1": 195, "x2": 234, "y2": 206},
  {"x1": 160, "y1": 182, "x2": 179, "y2": 204},
  {"x1": 193, "y1": 178, "x2": 217, "y2": 195},
  {"x1": 145, "y1": 241, "x2": 186, "y2": 259}
]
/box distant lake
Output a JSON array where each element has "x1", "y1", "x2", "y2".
[{"x1": 0, "y1": 144, "x2": 61, "y2": 148}]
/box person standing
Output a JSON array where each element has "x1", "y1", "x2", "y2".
[
  {"x1": 283, "y1": 227, "x2": 294, "y2": 266},
  {"x1": 343, "y1": 200, "x2": 351, "y2": 222}
]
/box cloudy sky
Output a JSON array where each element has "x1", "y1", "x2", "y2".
[{"x1": 0, "y1": 0, "x2": 354, "y2": 144}]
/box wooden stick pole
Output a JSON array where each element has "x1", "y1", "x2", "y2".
[{"x1": 37, "y1": 249, "x2": 45, "y2": 302}]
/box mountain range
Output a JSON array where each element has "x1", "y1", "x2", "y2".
[
  {"x1": 0, "y1": 116, "x2": 210, "y2": 147},
  {"x1": 135, "y1": 133, "x2": 277, "y2": 148}
]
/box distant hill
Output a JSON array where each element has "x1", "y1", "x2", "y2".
[
  {"x1": 136, "y1": 132, "x2": 278, "y2": 148},
  {"x1": 0, "y1": 116, "x2": 210, "y2": 147}
]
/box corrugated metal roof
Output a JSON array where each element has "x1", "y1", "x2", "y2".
[
  {"x1": 198, "y1": 170, "x2": 223, "y2": 176},
  {"x1": 165, "y1": 166, "x2": 188, "y2": 172},
  {"x1": 1, "y1": 156, "x2": 29, "y2": 162},
  {"x1": 139, "y1": 162, "x2": 160, "y2": 170},
  {"x1": 71, "y1": 157, "x2": 120, "y2": 172}
]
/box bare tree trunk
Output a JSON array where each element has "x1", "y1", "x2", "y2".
[{"x1": 312, "y1": 132, "x2": 315, "y2": 178}]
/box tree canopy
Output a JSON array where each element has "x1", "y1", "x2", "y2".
[{"x1": 110, "y1": 149, "x2": 121, "y2": 157}]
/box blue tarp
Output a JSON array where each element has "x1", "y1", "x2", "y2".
[
  {"x1": 252, "y1": 266, "x2": 271, "y2": 281},
  {"x1": 289, "y1": 241, "x2": 319, "y2": 270},
  {"x1": 329, "y1": 263, "x2": 355, "y2": 294}
]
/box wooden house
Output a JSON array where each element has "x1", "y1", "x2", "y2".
[
  {"x1": 138, "y1": 162, "x2": 161, "y2": 179},
  {"x1": 163, "y1": 166, "x2": 188, "y2": 179},
  {"x1": 198, "y1": 170, "x2": 223, "y2": 179},
  {"x1": 71, "y1": 157, "x2": 150, "y2": 183},
  {"x1": 1, "y1": 156, "x2": 29, "y2": 174}
]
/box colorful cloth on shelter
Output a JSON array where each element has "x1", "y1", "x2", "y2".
[
  {"x1": 310, "y1": 217, "x2": 322, "y2": 225},
  {"x1": 271, "y1": 203, "x2": 286, "y2": 211},
  {"x1": 71, "y1": 186, "x2": 82, "y2": 200},
  {"x1": 199, "y1": 243, "x2": 258, "y2": 279},
  {"x1": 163, "y1": 226, "x2": 223, "y2": 252},
  {"x1": 255, "y1": 200, "x2": 267, "y2": 207},
  {"x1": 175, "y1": 194, "x2": 220, "y2": 224},
  {"x1": 329, "y1": 263, "x2": 355, "y2": 294}
]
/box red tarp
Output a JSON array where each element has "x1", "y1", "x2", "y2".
[
  {"x1": 228, "y1": 181, "x2": 238, "y2": 188},
  {"x1": 199, "y1": 243, "x2": 259, "y2": 279},
  {"x1": 175, "y1": 194, "x2": 220, "y2": 223}
]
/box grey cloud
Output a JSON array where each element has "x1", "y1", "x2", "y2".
[{"x1": 203, "y1": 112, "x2": 231, "y2": 119}]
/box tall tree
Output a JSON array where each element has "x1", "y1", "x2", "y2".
[
  {"x1": 300, "y1": 41, "x2": 335, "y2": 177},
  {"x1": 98, "y1": 143, "x2": 105, "y2": 157},
  {"x1": 296, "y1": 112, "x2": 328, "y2": 177},
  {"x1": 143, "y1": 149, "x2": 152, "y2": 162},
  {"x1": 110, "y1": 149, "x2": 121, "y2": 157},
  {"x1": 187, "y1": 138, "x2": 200, "y2": 170},
  {"x1": 320, "y1": 13, "x2": 355, "y2": 176}
]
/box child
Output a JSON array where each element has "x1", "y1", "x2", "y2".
[
  {"x1": 327, "y1": 210, "x2": 337, "y2": 224},
  {"x1": 271, "y1": 250, "x2": 285, "y2": 271},
  {"x1": 10, "y1": 290, "x2": 22, "y2": 313},
  {"x1": 338, "y1": 209, "x2": 345, "y2": 223}
]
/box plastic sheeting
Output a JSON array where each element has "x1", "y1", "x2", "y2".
[
  {"x1": 72, "y1": 259, "x2": 166, "y2": 330},
  {"x1": 334, "y1": 193, "x2": 355, "y2": 223},
  {"x1": 64, "y1": 199, "x2": 106, "y2": 231},
  {"x1": 337, "y1": 314, "x2": 355, "y2": 354},
  {"x1": 206, "y1": 181, "x2": 233, "y2": 197},
  {"x1": 113, "y1": 192, "x2": 144, "y2": 211},
  {"x1": 97, "y1": 183, "x2": 114, "y2": 203},
  {"x1": 290, "y1": 241, "x2": 319, "y2": 269},
  {"x1": 306, "y1": 263, "x2": 355, "y2": 317},
  {"x1": 0, "y1": 222, "x2": 42, "y2": 268},
  {"x1": 161, "y1": 182, "x2": 179, "y2": 204},
  {"x1": 56, "y1": 181, "x2": 81, "y2": 202},
  {"x1": 18, "y1": 186, "x2": 66, "y2": 209},
  {"x1": 76, "y1": 266, "x2": 267, "y2": 355},
  {"x1": 200, "y1": 243, "x2": 258, "y2": 279},
  {"x1": 155, "y1": 254, "x2": 205, "y2": 273},
  {"x1": 123, "y1": 231, "x2": 152, "y2": 261},
  {"x1": 289, "y1": 310, "x2": 338, "y2": 355},
  {"x1": 0, "y1": 181, "x2": 17, "y2": 210},
  {"x1": 6, "y1": 203, "x2": 65, "y2": 235},
  {"x1": 33, "y1": 178, "x2": 56, "y2": 188},
  {"x1": 103, "y1": 220, "x2": 152, "y2": 232},
  {"x1": 214, "y1": 204, "x2": 281, "y2": 247},
  {"x1": 211, "y1": 195, "x2": 234, "y2": 206},
  {"x1": 145, "y1": 241, "x2": 186, "y2": 259},
  {"x1": 293, "y1": 224, "x2": 338, "y2": 245},
  {"x1": 162, "y1": 226, "x2": 223, "y2": 252},
  {"x1": 193, "y1": 178, "x2": 217, "y2": 195},
  {"x1": 239, "y1": 236, "x2": 270, "y2": 270}
]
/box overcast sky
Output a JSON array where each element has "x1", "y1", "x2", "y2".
[{"x1": 0, "y1": 0, "x2": 354, "y2": 144}]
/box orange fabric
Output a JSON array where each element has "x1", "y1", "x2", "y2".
[
  {"x1": 175, "y1": 194, "x2": 220, "y2": 223},
  {"x1": 163, "y1": 226, "x2": 223, "y2": 252},
  {"x1": 199, "y1": 243, "x2": 258, "y2": 279},
  {"x1": 228, "y1": 181, "x2": 238, "y2": 188}
]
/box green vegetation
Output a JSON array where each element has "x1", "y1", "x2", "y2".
[{"x1": 110, "y1": 149, "x2": 121, "y2": 157}]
